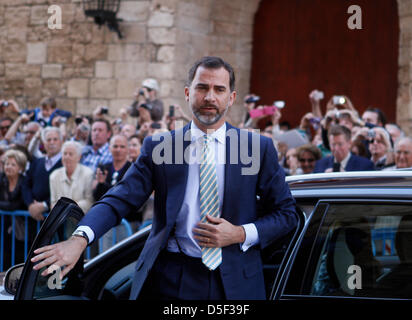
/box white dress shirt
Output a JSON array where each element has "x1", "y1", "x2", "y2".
[{"x1": 77, "y1": 122, "x2": 259, "y2": 251}]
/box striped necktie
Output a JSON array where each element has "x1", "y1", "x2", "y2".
[{"x1": 199, "y1": 135, "x2": 222, "y2": 270}]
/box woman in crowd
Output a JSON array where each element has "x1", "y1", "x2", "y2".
[
  {"x1": 128, "y1": 134, "x2": 141, "y2": 163},
  {"x1": 49, "y1": 140, "x2": 94, "y2": 213},
  {"x1": 0, "y1": 149, "x2": 29, "y2": 269},
  {"x1": 296, "y1": 144, "x2": 322, "y2": 174},
  {"x1": 368, "y1": 127, "x2": 395, "y2": 170}
]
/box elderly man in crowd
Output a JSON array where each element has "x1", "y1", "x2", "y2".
[
  {"x1": 385, "y1": 137, "x2": 412, "y2": 170},
  {"x1": 22, "y1": 127, "x2": 63, "y2": 221}
]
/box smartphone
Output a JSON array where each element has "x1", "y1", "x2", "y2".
[
  {"x1": 273, "y1": 101, "x2": 285, "y2": 109},
  {"x1": 249, "y1": 108, "x2": 265, "y2": 118},
  {"x1": 333, "y1": 96, "x2": 346, "y2": 105},
  {"x1": 169, "y1": 105, "x2": 175, "y2": 118}
]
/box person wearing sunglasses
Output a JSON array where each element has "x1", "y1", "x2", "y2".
[{"x1": 296, "y1": 144, "x2": 322, "y2": 174}]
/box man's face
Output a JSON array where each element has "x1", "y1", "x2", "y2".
[
  {"x1": 185, "y1": 66, "x2": 236, "y2": 130},
  {"x1": 0, "y1": 119, "x2": 12, "y2": 137},
  {"x1": 41, "y1": 105, "x2": 53, "y2": 118},
  {"x1": 330, "y1": 134, "x2": 351, "y2": 162},
  {"x1": 23, "y1": 123, "x2": 39, "y2": 145},
  {"x1": 362, "y1": 111, "x2": 379, "y2": 126},
  {"x1": 395, "y1": 140, "x2": 412, "y2": 168},
  {"x1": 44, "y1": 131, "x2": 62, "y2": 157},
  {"x1": 121, "y1": 124, "x2": 135, "y2": 138},
  {"x1": 110, "y1": 136, "x2": 128, "y2": 162},
  {"x1": 91, "y1": 121, "x2": 111, "y2": 149},
  {"x1": 298, "y1": 151, "x2": 316, "y2": 174}
]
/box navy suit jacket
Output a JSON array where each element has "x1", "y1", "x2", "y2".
[
  {"x1": 314, "y1": 154, "x2": 375, "y2": 173},
  {"x1": 79, "y1": 122, "x2": 297, "y2": 300},
  {"x1": 22, "y1": 157, "x2": 63, "y2": 208}
]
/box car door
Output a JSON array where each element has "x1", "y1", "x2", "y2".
[
  {"x1": 15, "y1": 197, "x2": 85, "y2": 300},
  {"x1": 275, "y1": 199, "x2": 412, "y2": 301}
]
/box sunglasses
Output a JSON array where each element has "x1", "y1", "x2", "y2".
[{"x1": 299, "y1": 158, "x2": 315, "y2": 163}]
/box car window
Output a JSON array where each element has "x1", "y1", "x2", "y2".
[
  {"x1": 284, "y1": 202, "x2": 412, "y2": 299},
  {"x1": 32, "y1": 216, "x2": 81, "y2": 299}
]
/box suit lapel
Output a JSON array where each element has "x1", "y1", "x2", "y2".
[
  {"x1": 221, "y1": 123, "x2": 240, "y2": 221},
  {"x1": 165, "y1": 123, "x2": 191, "y2": 226}
]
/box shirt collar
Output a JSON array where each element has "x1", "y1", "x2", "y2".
[
  {"x1": 339, "y1": 152, "x2": 352, "y2": 169},
  {"x1": 190, "y1": 121, "x2": 226, "y2": 145},
  {"x1": 46, "y1": 152, "x2": 62, "y2": 164}
]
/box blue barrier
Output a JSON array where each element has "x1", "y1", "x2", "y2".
[
  {"x1": 371, "y1": 227, "x2": 396, "y2": 256},
  {"x1": 0, "y1": 210, "x2": 44, "y2": 272},
  {"x1": 0, "y1": 210, "x2": 133, "y2": 272},
  {"x1": 85, "y1": 219, "x2": 133, "y2": 260}
]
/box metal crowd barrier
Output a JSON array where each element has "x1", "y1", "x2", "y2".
[{"x1": 0, "y1": 210, "x2": 133, "y2": 272}]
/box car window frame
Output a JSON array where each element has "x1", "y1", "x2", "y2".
[
  {"x1": 15, "y1": 197, "x2": 85, "y2": 300},
  {"x1": 278, "y1": 198, "x2": 412, "y2": 301}
]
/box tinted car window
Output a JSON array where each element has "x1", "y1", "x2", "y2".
[{"x1": 285, "y1": 202, "x2": 412, "y2": 299}]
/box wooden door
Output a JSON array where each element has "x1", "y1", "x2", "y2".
[{"x1": 250, "y1": 0, "x2": 399, "y2": 128}]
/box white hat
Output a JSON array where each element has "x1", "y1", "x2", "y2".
[{"x1": 142, "y1": 78, "x2": 159, "y2": 92}]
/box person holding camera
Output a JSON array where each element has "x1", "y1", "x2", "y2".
[
  {"x1": 0, "y1": 99, "x2": 21, "y2": 121},
  {"x1": 20, "y1": 97, "x2": 71, "y2": 128},
  {"x1": 128, "y1": 78, "x2": 164, "y2": 123}
]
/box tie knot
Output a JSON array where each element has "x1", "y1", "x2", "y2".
[{"x1": 203, "y1": 135, "x2": 212, "y2": 145}]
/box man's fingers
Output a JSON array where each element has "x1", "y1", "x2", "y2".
[
  {"x1": 33, "y1": 244, "x2": 56, "y2": 256},
  {"x1": 205, "y1": 215, "x2": 222, "y2": 224}
]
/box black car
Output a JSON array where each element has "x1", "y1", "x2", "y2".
[{"x1": 4, "y1": 171, "x2": 412, "y2": 301}]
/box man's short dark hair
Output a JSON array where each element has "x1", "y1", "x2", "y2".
[
  {"x1": 92, "y1": 118, "x2": 112, "y2": 133},
  {"x1": 365, "y1": 107, "x2": 387, "y2": 127},
  {"x1": 40, "y1": 96, "x2": 57, "y2": 109},
  {"x1": 187, "y1": 56, "x2": 235, "y2": 92},
  {"x1": 329, "y1": 124, "x2": 351, "y2": 141}
]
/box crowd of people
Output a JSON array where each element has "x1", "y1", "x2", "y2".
[
  {"x1": 0, "y1": 78, "x2": 411, "y2": 270},
  {"x1": 241, "y1": 90, "x2": 412, "y2": 175},
  {"x1": 0, "y1": 78, "x2": 192, "y2": 269}
]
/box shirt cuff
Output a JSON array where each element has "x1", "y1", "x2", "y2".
[
  {"x1": 75, "y1": 226, "x2": 95, "y2": 244},
  {"x1": 240, "y1": 223, "x2": 259, "y2": 252}
]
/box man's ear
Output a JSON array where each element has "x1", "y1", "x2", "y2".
[
  {"x1": 229, "y1": 90, "x2": 237, "y2": 107},
  {"x1": 184, "y1": 87, "x2": 190, "y2": 102}
]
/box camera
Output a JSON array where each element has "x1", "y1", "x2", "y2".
[
  {"x1": 101, "y1": 106, "x2": 109, "y2": 115},
  {"x1": 273, "y1": 101, "x2": 285, "y2": 109},
  {"x1": 312, "y1": 90, "x2": 324, "y2": 100},
  {"x1": 97, "y1": 163, "x2": 107, "y2": 173},
  {"x1": 139, "y1": 89, "x2": 145, "y2": 96},
  {"x1": 245, "y1": 96, "x2": 260, "y2": 104},
  {"x1": 333, "y1": 95, "x2": 346, "y2": 105},
  {"x1": 75, "y1": 116, "x2": 83, "y2": 125},
  {"x1": 1, "y1": 101, "x2": 9, "y2": 108},
  {"x1": 150, "y1": 122, "x2": 161, "y2": 129},
  {"x1": 310, "y1": 117, "x2": 321, "y2": 130},
  {"x1": 367, "y1": 129, "x2": 376, "y2": 139},
  {"x1": 58, "y1": 117, "x2": 67, "y2": 124},
  {"x1": 169, "y1": 105, "x2": 175, "y2": 118}
]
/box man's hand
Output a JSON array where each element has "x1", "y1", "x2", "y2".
[
  {"x1": 31, "y1": 236, "x2": 88, "y2": 278},
  {"x1": 28, "y1": 201, "x2": 46, "y2": 221},
  {"x1": 193, "y1": 215, "x2": 246, "y2": 248}
]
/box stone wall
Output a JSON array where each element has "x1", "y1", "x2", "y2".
[
  {"x1": 0, "y1": 0, "x2": 259, "y2": 126},
  {"x1": 1, "y1": 0, "x2": 412, "y2": 131},
  {"x1": 397, "y1": 0, "x2": 412, "y2": 134}
]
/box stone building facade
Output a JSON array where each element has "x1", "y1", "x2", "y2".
[{"x1": 0, "y1": 0, "x2": 412, "y2": 132}]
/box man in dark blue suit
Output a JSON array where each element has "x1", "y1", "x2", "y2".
[
  {"x1": 314, "y1": 125, "x2": 375, "y2": 173},
  {"x1": 32, "y1": 56, "x2": 297, "y2": 300}
]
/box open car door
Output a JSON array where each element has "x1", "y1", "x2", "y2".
[{"x1": 14, "y1": 197, "x2": 85, "y2": 300}]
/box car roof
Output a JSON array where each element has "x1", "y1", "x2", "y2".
[{"x1": 286, "y1": 171, "x2": 412, "y2": 199}]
